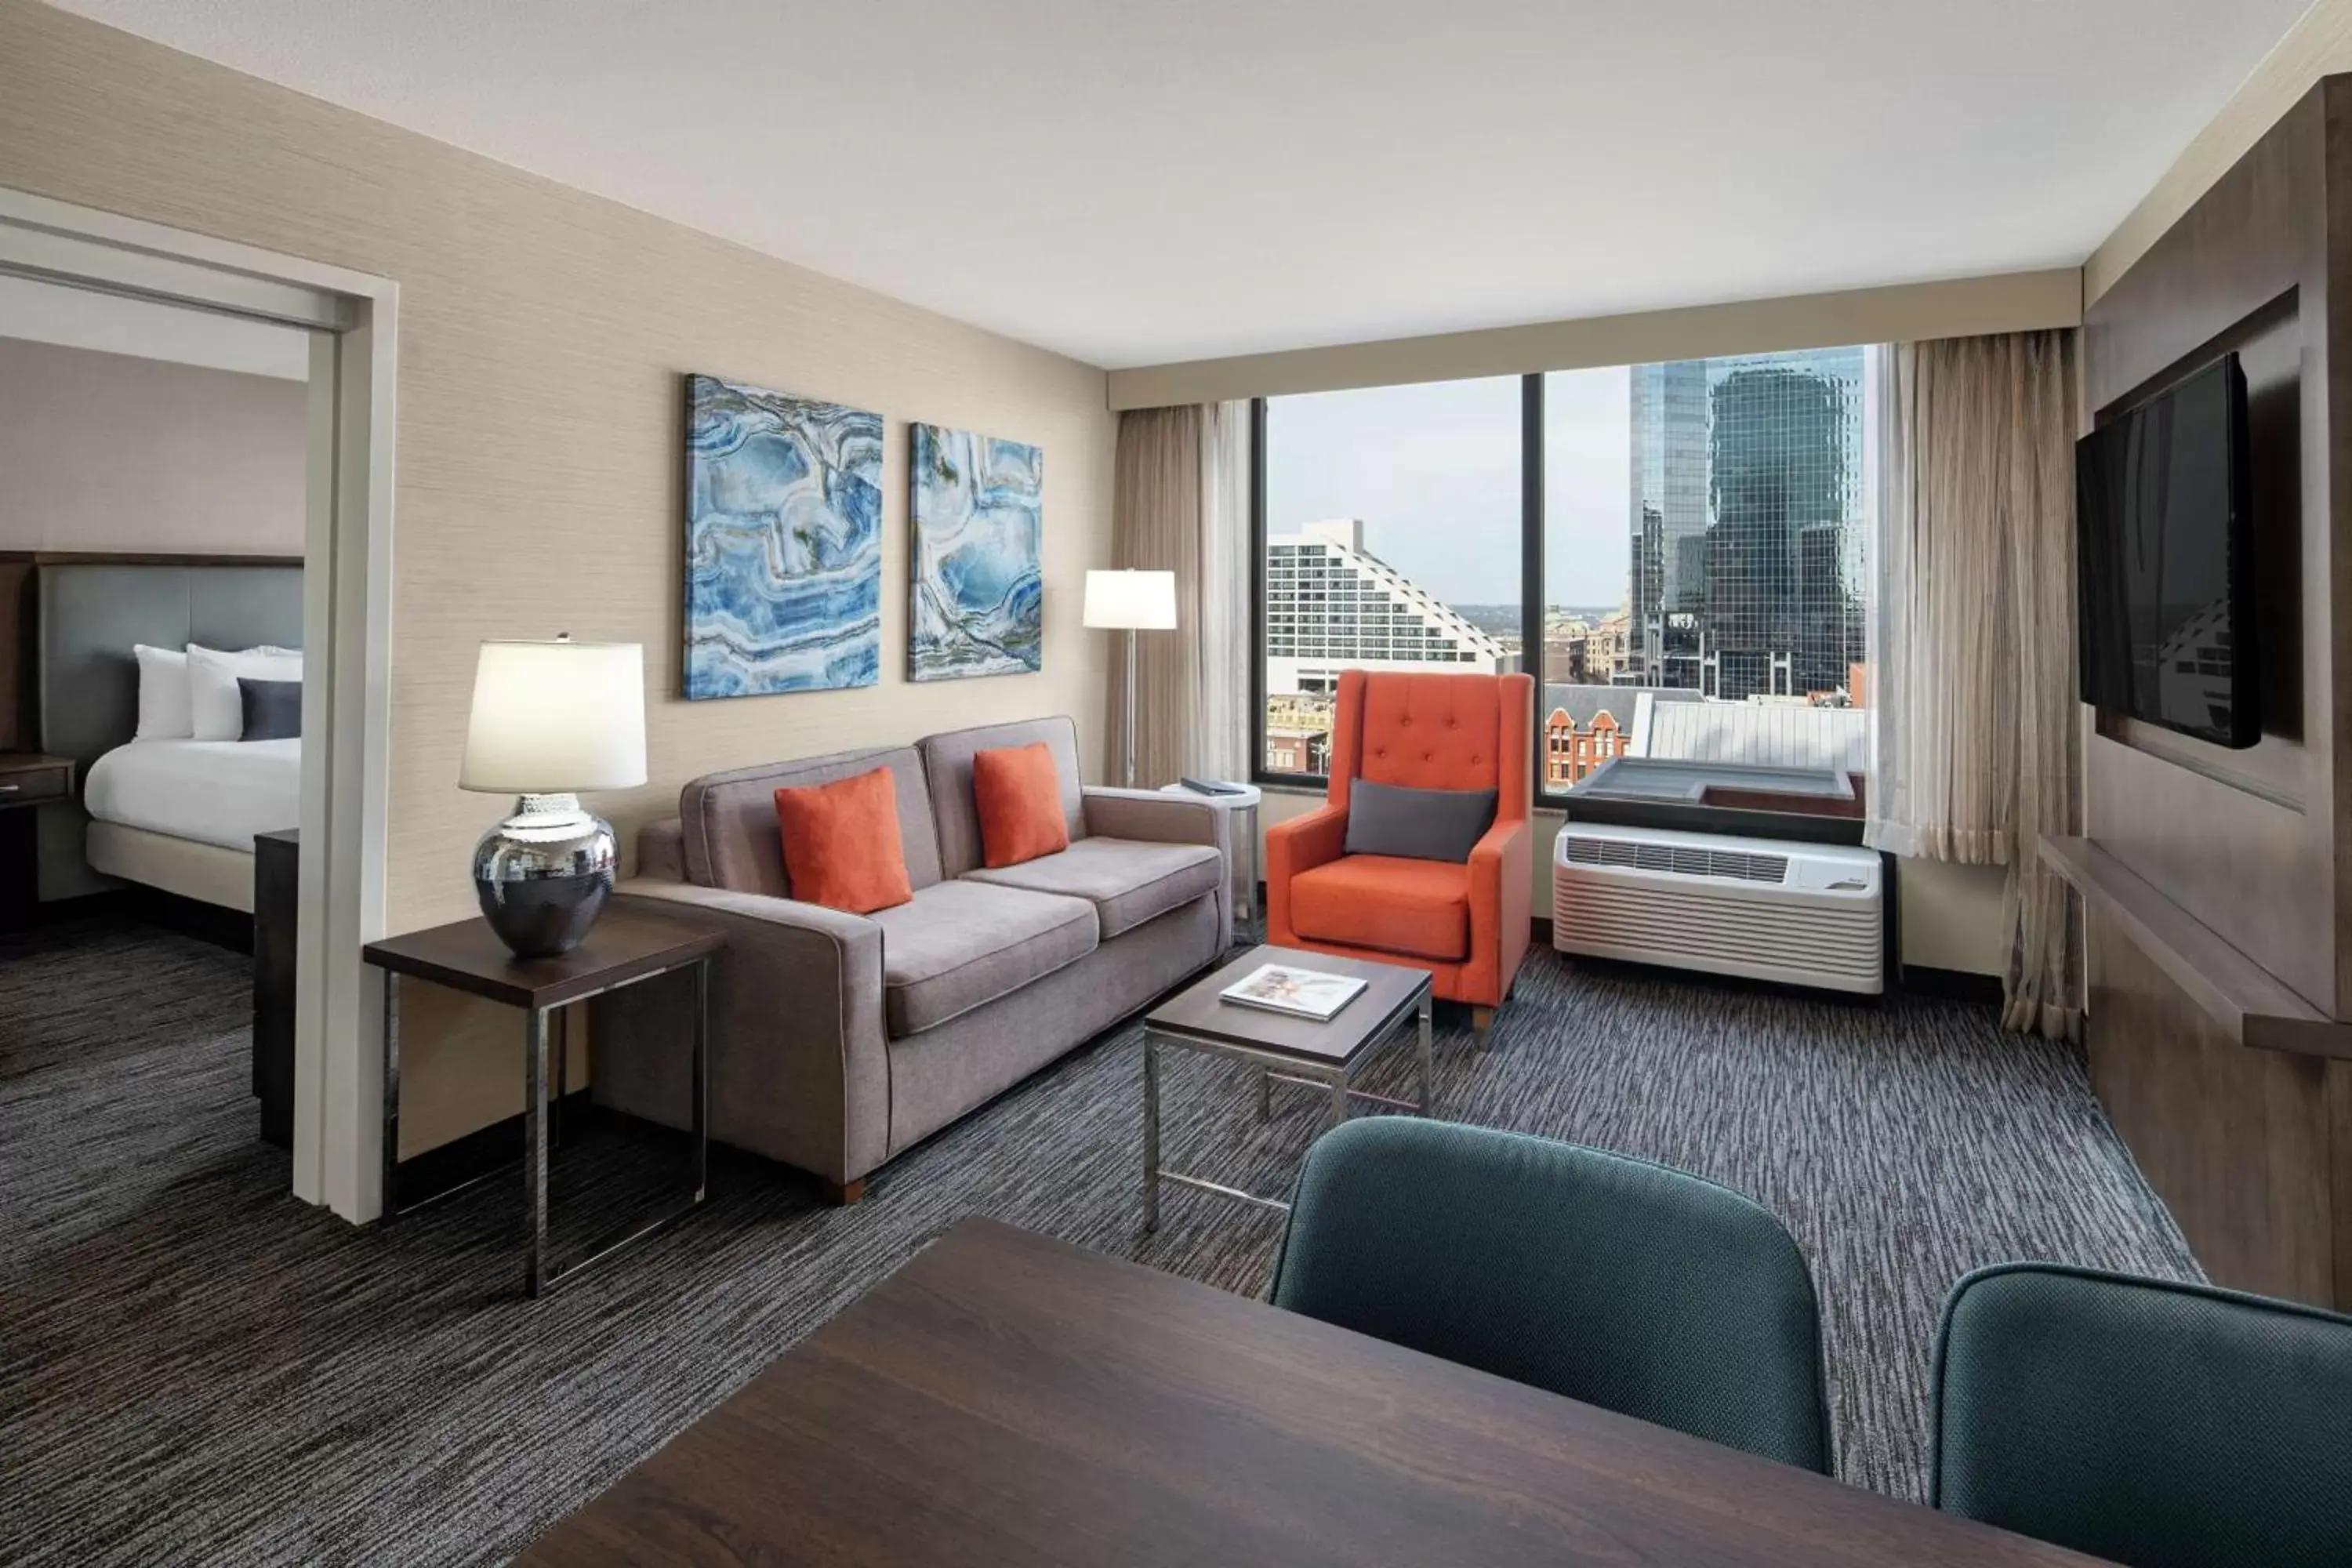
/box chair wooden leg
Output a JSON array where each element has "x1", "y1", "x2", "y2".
[
  {"x1": 822, "y1": 1177, "x2": 866, "y2": 1207},
  {"x1": 1472, "y1": 1006, "x2": 1495, "y2": 1051}
]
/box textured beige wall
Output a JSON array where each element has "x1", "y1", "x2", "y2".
[
  {"x1": 0, "y1": 335, "x2": 306, "y2": 554},
  {"x1": 2087, "y1": 0, "x2": 2352, "y2": 304},
  {"x1": 1109, "y1": 269, "x2": 2082, "y2": 409},
  {"x1": 0, "y1": 0, "x2": 1116, "y2": 1152}
]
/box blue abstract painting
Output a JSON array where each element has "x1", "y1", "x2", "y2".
[
  {"x1": 684, "y1": 374, "x2": 883, "y2": 699},
  {"x1": 909, "y1": 423, "x2": 1043, "y2": 681}
]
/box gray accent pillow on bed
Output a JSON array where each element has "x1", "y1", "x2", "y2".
[
  {"x1": 238, "y1": 677, "x2": 303, "y2": 742},
  {"x1": 1343, "y1": 779, "x2": 1497, "y2": 864}
]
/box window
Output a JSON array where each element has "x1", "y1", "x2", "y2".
[
  {"x1": 1253, "y1": 348, "x2": 1878, "y2": 834},
  {"x1": 1256, "y1": 376, "x2": 1525, "y2": 783}
]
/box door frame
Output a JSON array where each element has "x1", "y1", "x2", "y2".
[{"x1": 0, "y1": 187, "x2": 399, "y2": 1223}]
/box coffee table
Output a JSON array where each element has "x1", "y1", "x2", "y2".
[{"x1": 1141, "y1": 943, "x2": 1432, "y2": 1229}]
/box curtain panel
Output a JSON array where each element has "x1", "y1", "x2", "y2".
[
  {"x1": 1109, "y1": 402, "x2": 1250, "y2": 786},
  {"x1": 1867, "y1": 330, "x2": 2082, "y2": 1038}
]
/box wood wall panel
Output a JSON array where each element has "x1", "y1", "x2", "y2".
[
  {"x1": 2081, "y1": 83, "x2": 2341, "y2": 1014},
  {"x1": 2088, "y1": 0, "x2": 2352, "y2": 304},
  {"x1": 0, "y1": 0, "x2": 1117, "y2": 1150},
  {"x1": 2076, "y1": 75, "x2": 2352, "y2": 1308},
  {"x1": 2089, "y1": 916, "x2": 2337, "y2": 1305},
  {"x1": 0, "y1": 557, "x2": 29, "y2": 751}
]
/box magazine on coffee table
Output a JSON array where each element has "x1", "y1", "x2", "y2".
[{"x1": 1219, "y1": 963, "x2": 1366, "y2": 1022}]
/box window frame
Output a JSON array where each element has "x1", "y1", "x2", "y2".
[{"x1": 1247, "y1": 372, "x2": 1868, "y2": 848}]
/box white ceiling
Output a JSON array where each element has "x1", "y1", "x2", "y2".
[
  {"x1": 52, "y1": 0, "x2": 2317, "y2": 368},
  {"x1": 0, "y1": 272, "x2": 311, "y2": 379}
]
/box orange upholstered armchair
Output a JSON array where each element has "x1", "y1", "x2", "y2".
[{"x1": 1266, "y1": 670, "x2": 1534, "y2": 1036}]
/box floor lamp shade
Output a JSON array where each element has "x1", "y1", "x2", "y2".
[
  {"x1": 459, "y1": 637, "x2": 646, "y2": 959},
  {"x1": 1083, "y1": 569, "x2": 1178, "y2": 630},
  {"x1": 1083, "y1": 571, "x2": 1177, "y2": 787}
]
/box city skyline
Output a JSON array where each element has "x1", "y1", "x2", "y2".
[
  {"x1": 1264, "y1": 369, "x2": 1634, "y2": 608},
  {"x1": 1264, "y1": 354, "x2": 1869, "y2": 637}
]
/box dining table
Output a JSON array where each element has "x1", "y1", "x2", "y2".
[{"x1": 521, "y1": 1214, "x2": 2105, "y2": 1565}]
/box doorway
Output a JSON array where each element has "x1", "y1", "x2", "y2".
[{"x1": 0, "y1": 187, "x2": 399, "y2": 1222}]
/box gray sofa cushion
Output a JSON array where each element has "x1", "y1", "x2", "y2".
[
  {"x1": 884, "y1": 891, "x2": 1219, "y2": 1156},
  {"x1": 964, "y1": 836, "x2": 1222, "y2": 939},
  {"x1": 869, "y1": 879, "x2": 1098, "y2": 1036},
  {"x1": 680, "y1": 745, "x2": 943, "y2": 898},
  {"x1": 918, "y1": 716, "x2": 1087, "y2": 877}
]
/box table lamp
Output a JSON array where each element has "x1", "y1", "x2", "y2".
[
  {"x1": 1083, "y1": 568, "x2": 1177, "y2": 788},
  {"x1": 459, "y1": 635, "x2": 648, "y2": 958}
]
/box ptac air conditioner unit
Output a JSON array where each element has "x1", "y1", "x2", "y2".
[{"x1": 1552, "y1": 823, "x2": 1884, "y2": 995}]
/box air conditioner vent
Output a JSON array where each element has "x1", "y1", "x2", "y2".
[
  {"x1": 1554, "y1": 825, "x2": 1882, "y2": 995},
  {"x1": 1562, "y1": 833, "x2": 1788, "y2": 885}
]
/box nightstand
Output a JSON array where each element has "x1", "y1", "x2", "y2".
[{"x1": 0, "y1": 753, "x2": 74, "y2": 930}]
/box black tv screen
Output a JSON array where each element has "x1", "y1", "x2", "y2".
[{"x1": 2075, "y1": 354, "x2": 2256, "y2": 748}]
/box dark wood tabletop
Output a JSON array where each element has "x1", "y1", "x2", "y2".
[
  {"x1": 520, "y1": 1217, "x2": 2101, "y2": 1566},
  {"x1": 360, "y1": 907, "x2": 724, "y2": 1011},
  {"x1": 1145, "y1": 942, "x2": 1430, "y2": 1065}
]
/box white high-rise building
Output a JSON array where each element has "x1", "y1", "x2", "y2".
[{"x1": 1264, "y1": 518, "x2": 1517, "y2": 696}]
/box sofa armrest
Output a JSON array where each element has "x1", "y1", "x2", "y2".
[
  {"x1": 590, "y1": 877, "x2": 891, "y2": 1183},
  {"x1": 1466, "y1": 815, "x2": 1533, "y2": 1001},
  {"x1": 1266, "y1": 802, "x2": 1348, "y2": 942},
  {"x1": 1082, "y1": 786, "x2": 1219, "y2": 846},
  {"x1": 1081, "y1": 786, "x2": 1231, "y2": 944}
]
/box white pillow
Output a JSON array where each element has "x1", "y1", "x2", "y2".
[
  {"x1": 133, "y1": 644, "x2": 194, "y2": 741},
  {"x1": 187, "y1": 644, "x2": 303, "y2": 741}
]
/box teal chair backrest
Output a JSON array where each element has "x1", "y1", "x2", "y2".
[
  {"x1": 1933, "y1": 1261, "x2": 2352, "y2": 1566},
  {"x1": 1269, "y1": 1117, "x2": 1831, "y2": 1473}
]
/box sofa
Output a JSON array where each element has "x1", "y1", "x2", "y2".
[
  {"x1": 1265, "y1": 670, "x2": 1533, "y2": 1038},
  {"x1": 589, "y1": 716, "x2": 1230, "y2": 1200}
]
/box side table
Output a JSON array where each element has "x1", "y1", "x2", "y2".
[
  {"x1": 252, "y1": 828, "x2": 299, "y2": 1148},
  {"x1": 362, "y1": 909, "x2": 724, "y2": 1298},
  {"x1": 1159, "y1": 781, "x2": 1261, "y2": 931},
  {"x1": 0, "y1": 752, "x2": 73, "y2": 931}
]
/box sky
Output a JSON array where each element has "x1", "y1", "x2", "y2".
[{"x1": 1264, "y1": 369, "x2": 1632, "y2": 611}]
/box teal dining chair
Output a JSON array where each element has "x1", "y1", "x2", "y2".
[
  {"x1": 1268, "y1": 1116, "x2": 1832, "y2": 1473},
  {"x1": 1933, "y1": 1261, "x2": 2352, "y2": 1566}
]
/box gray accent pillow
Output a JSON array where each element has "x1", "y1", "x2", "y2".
[
  {"x1": 238, "y1": 677, "x2": 302, "y2": 741},
  {"x1": 1344, "y1": 779, "x2": 1497, "y2": 864}
]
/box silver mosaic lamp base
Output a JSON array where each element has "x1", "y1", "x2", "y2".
[{"x1": 472, "y1": 792, "x2": 618, "y2": 959}]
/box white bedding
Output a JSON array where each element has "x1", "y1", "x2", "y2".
[{"x1": 83, "y1": 738, "x2": 302, "y2": 852}]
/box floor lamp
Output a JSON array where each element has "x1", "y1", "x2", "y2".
[{"x1": 1083, "y1": 568, "x2": 1178, "y2": 788}]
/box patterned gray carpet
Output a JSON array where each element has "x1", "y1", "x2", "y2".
[{"x1": 0, "y1": 914, "x2": 2198, "y2": 1565}]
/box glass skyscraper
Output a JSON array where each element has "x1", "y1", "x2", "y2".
[{"x1": 1626, "y1": 347, "x2": 1867, "y2": 703}]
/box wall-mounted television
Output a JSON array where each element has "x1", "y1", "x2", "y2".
[{"x1": 2076, "y1": 353, "x2": 2257, "y2": 749}]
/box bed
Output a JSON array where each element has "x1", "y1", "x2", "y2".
[
  {"x1": 34, "y1": 559, "x2": 304, "y2": 913},
  {"x1": 83, "y1": 737, "x2": 303, "y2": 912}
]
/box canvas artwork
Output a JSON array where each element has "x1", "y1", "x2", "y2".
[
  {"x1": 684, "y1": 373, "x2": 884, "y2": 699},
  {"x1": 909, "y1": 423, "x2": 1044, "y2": 681}
]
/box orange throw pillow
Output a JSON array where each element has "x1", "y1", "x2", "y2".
[
  {"x1": 774, "y1": 767, "x2": 913, "y2": 914},
  {"x1": 972, "y1": 742, "x2": 1070, "y2": 869}
]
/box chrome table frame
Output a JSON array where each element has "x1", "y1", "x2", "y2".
[
  {"x1": 379, "y1": 953, "x2": 711, "y2": 1298},
  {"x1": 1142, "y1": 980, "x2": 1433, "y2": 1229}
]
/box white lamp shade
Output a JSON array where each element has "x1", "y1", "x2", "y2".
[
  {"x1": 1083, "y1": 568, "x2": 1178, "y2": 630},
  {"x1": 459, "y1": 639, "x2": 648, "y2": 793}
]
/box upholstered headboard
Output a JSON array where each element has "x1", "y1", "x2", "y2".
[
  {"x1": 36, "y1": 560, "x2": 305, "y2": 776},
  {"x1": 33, "y1": 559, "x2": 303, "y2": 901}
]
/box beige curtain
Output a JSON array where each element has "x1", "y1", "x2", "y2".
[
  {"x1": 1867, "y1": 330, "x2": 2082, "y2": 1038},
  {"x1": 1108, "y1": 402, "x2": 1250, "y2": 786}
]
